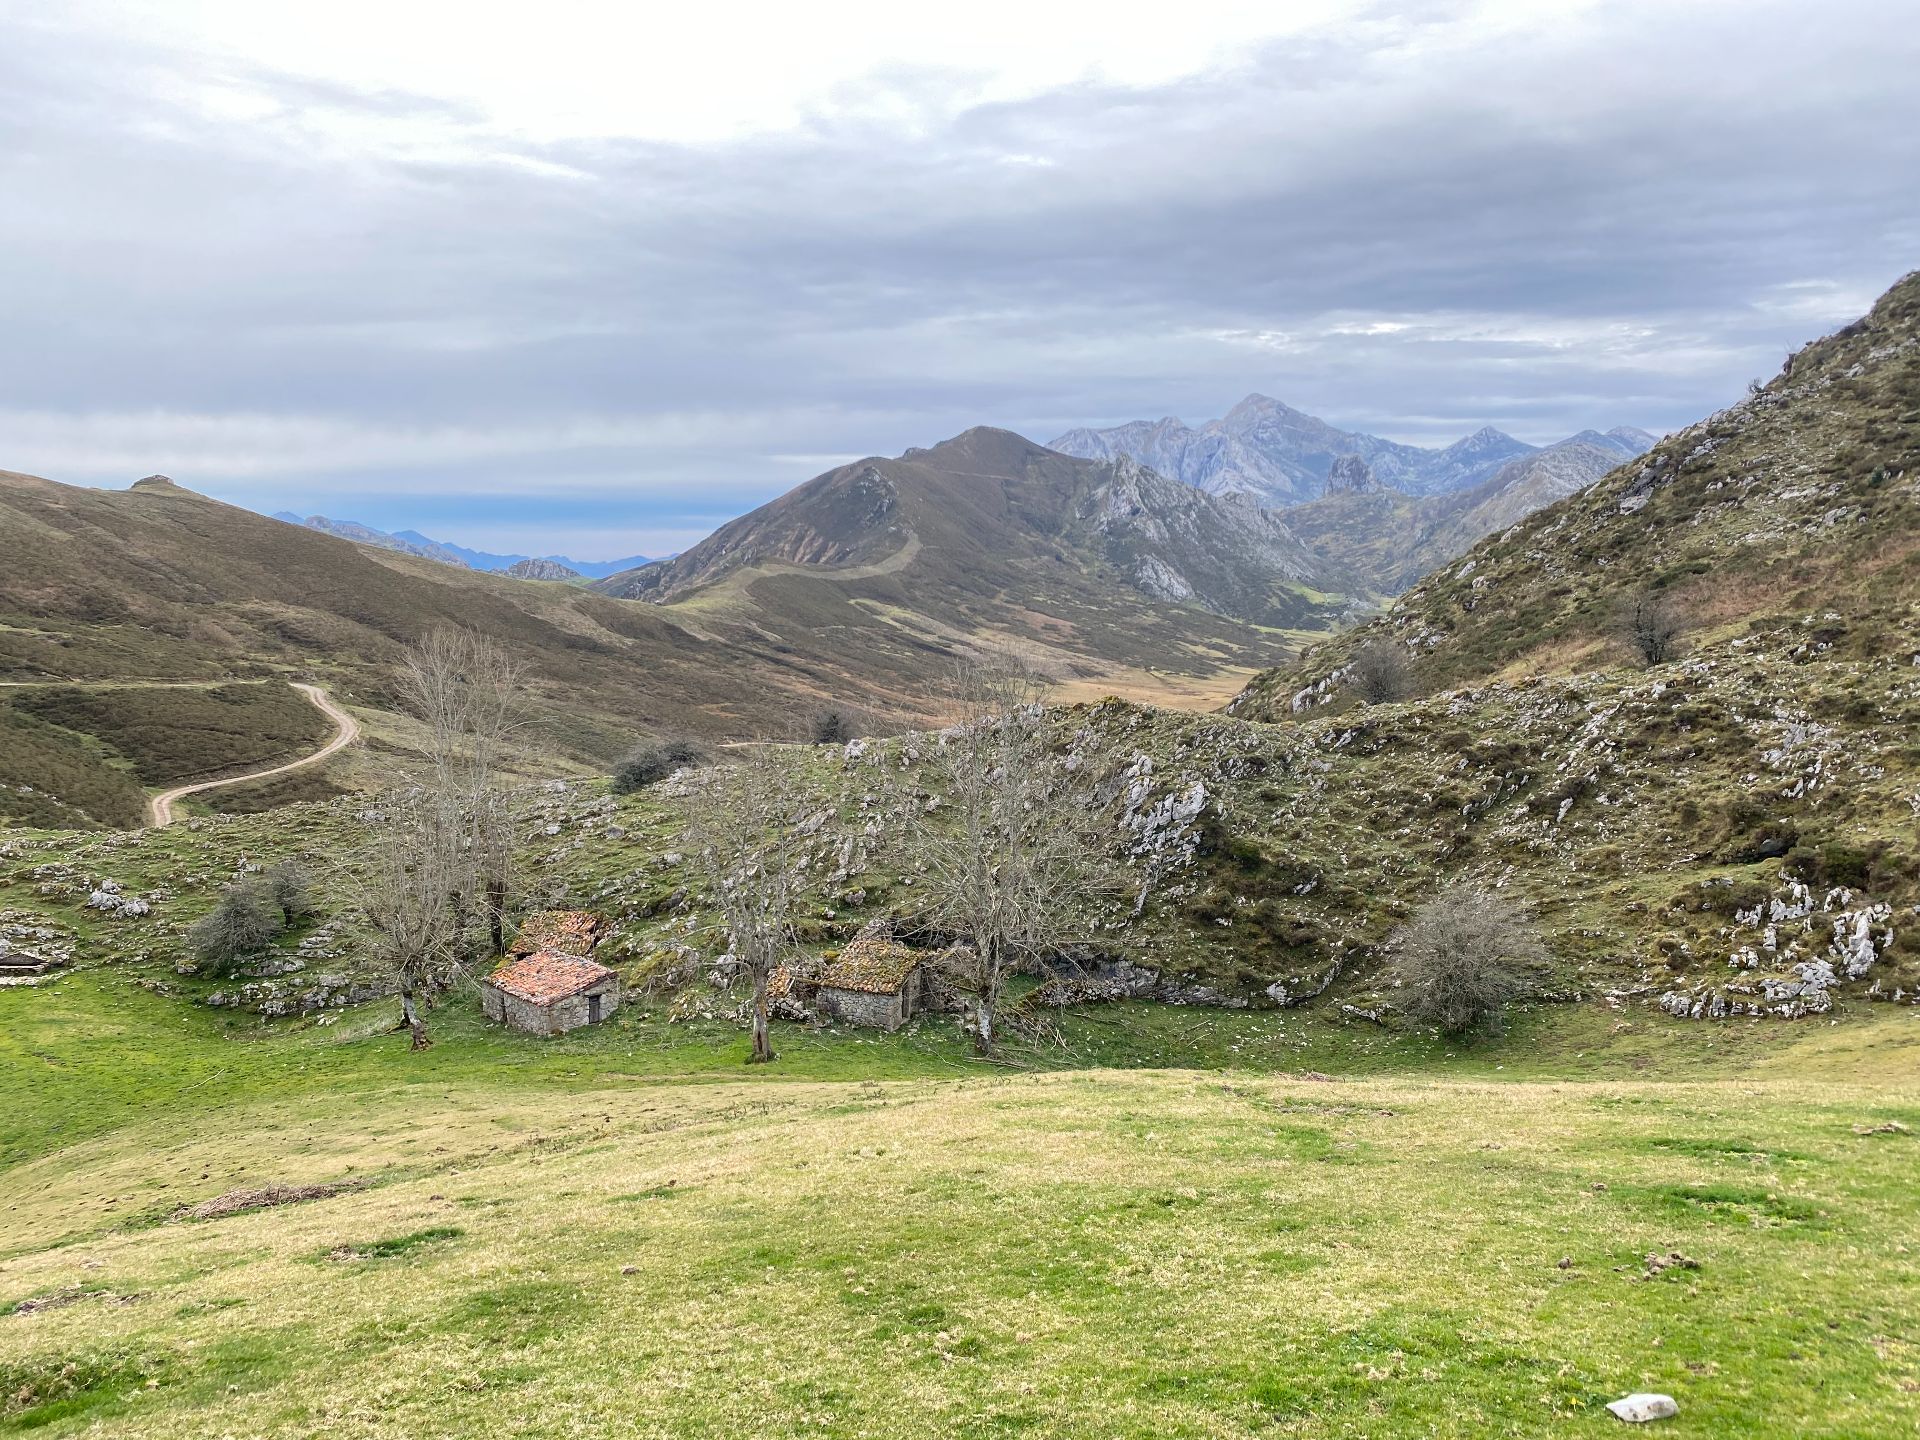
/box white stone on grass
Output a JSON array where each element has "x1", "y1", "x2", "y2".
[{"x1": 1606, "y1": 1393, "x2": 1678, "y2": 1423}]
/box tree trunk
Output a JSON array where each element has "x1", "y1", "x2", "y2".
[
  {"x1": 749, "y1": 970, "x2": 774, "y2": 1064},
  {"x1": 973, "y1": 996, "x2": 995, "y2": 1055},
  {"x1": 486, "y1": 876, "x2": 507, "y2": 956},
  {"x1": 400, "y1": 988, "x2": 432, "y2": 1051}
]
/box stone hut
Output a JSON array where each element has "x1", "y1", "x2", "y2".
[
  {"x1": 811, "y1": 923, "x2": 929, "y2": 1031},
  {"x1": 481, "y1": 952, "x2": 622, "y2": 1036}
]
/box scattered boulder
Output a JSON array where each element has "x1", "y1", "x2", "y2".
[{"x1": 1606, "y1": 1393, "x2": 1678, "y2": 1423}]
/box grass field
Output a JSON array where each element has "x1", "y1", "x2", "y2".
[{"x1": 4, "y1": 974, "x2": 1917, "y2": 1438}]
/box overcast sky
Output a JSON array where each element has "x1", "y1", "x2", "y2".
[{"x1": 4, "y1": 0, "x2": 1916, "y2": 559}]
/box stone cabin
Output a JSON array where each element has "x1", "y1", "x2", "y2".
[
  {"x1": 482, "y1": 951, "x2": 622, "y2": 1036},
  {"x1": 808, "y1": 923, "x2": 930, "y2": 1031}
]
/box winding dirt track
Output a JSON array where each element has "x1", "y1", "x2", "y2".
[{"x1": 146, "y1": 683, "x2": 359, "y2": 828}]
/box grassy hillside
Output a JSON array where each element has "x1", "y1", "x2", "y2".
[
  {"x1": 0, "y1": 682, "x2": 329, "y2": 829},
  {"x1": 1, "y1": 972, "x2": 1917, "y2": 1437}
]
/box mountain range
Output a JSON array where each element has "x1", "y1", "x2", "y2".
[
  {"x1": 269, "y1": 513, "x2": 651, "y2": 578},
  {"x1": 1049, "y1": 397, "x2": 1655, "y2": 505}
]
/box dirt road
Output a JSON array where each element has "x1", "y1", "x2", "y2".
[{"x1": 145, "y1": 683, "x2": 359, "y2": 827}]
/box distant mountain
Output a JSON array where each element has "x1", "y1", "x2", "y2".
[
  {"x1": 1049, "y1": 397, "x2": 1652, "y2": 504},
  {"x1": 1286, "y1": 434, "x2": 1653, "y2": 594},
  {"x1": 504, "y1": 557, "x2": 582, "y2": 582},
  {"x1": 272, "y1": 513, "x2": 472, "y2": 566},
  {"x1": 268, "y1": 514, "x2": 650, "y2": 577},
  {"x1": 597, "y1": 426, "x2": 1355, "y2": 635}
]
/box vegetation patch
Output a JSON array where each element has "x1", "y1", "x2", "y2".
[{"x1": 322, "y1": 1226, "x2": 463, "y2": 1263}]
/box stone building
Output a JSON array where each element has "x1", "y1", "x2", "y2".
[
  {"x1": 481, "y1": 951, "x2": 622, "y2": 1036},
  {"x1": 810, "y1": 923, "x2": 930, "y2": 1031}
]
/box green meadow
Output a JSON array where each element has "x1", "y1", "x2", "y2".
[{"x1": 4, "y1": 975, "x2": 1916, "y2": 1438}]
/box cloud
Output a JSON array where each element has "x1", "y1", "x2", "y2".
[{"x1": 2, "y1": 0, "x2": 1916, "y2": 557}]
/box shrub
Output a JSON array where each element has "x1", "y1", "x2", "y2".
[
  {"x1": 808, "y1": 708, "x2": 858, "y2": 746},
  {"x1": 1348, "y1": 640, "x2": 1412, "y2": 705},
  {"x1": 1615, "y1": 587, "x2": 1687, "y2": 665},
  {"x1": 189, "y1": 880, "x2": 282, "y2": 976},
  {"x1": 611, "y1": 736, "x2": 709, "y2": 794},
  {"x1": 1388, "y1": 885, "x2": 1544, "y2": 1036}
]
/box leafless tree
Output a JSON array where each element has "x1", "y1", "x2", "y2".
[
  {"x1": 1349, "y1": 639, "x2": 1412, "y2": 705},
  {"x1": 264, "y1": 860, "x2": 314, "y2": 927},
  {"x1": 1615, "y1": 587, "x2": 1686, "y2": 666},
  {"x1": 902, "y1": 655, "x2": 1115, "y2": 1055},
  {"x1": 1387, "y1": 884, "x2": 1545, "y2": 1036},
  {"x1": 357, "y1": 786, "x2": 466, "y2": 1049},
  {"x1": 682, "y1": 750, "x2": 811, "y2": 1063},
  {"x1": 398, "y1": 629, "x2": 526, "y2": 955}
]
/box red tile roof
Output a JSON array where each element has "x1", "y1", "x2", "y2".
[{"x1": 486, "y1": 951, "x2": 616, "y2": 1005}]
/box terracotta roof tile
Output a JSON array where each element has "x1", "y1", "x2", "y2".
[{"x1": 486, "y1": 951, "x2": 616, "y2": 1005}]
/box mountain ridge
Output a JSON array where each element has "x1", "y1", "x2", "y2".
[{"x1": 1050, "y1": 397, "x2": 1653, "y2": 505}]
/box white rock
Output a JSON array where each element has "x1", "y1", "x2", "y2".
[{"x1": 1606, "y1": 1393, "x2": 1678, "y2": 1423}]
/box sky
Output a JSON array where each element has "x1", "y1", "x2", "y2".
[{"x1": 3, "y1": 1, "x2": 1916, "y2": 561}]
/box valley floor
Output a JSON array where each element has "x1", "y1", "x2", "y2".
[{"x1": 4, "y1": 979, "x2": 1918, "y2": 1437}]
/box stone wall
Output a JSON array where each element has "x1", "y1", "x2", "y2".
[{"x1": 819, "y1": 985, "x2": 907, "y2": 1031}]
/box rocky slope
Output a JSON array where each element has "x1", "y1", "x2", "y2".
[
  {"x1": 1286, "y1": 434, "x2": 1652, "y2": 595},
  {"x1": 1196, "y1": 272, "x2": 1920, "y2": 1023},
  {"x1": 1050, "y1": 398, "x2": 1649, "y2": 505},
  {"x1": 598, "y1": 427, "x2": 1354, "y2": 632}
]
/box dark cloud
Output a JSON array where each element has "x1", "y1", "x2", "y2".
[{"x1": 2, "y1": 2, "x2": 1915, "y2": 554}]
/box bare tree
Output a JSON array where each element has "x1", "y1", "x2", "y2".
[
  {"x1": 1615, "y1": 588, "x2": 1686, "y2": 666},
  {"x1": 398, "y1": 629, "x2": 526, "y2": 955},
  {"x1": 1349, "y1": 639, "x2": 1412, "y2": 705},
  {"x1": 682, "y1": 750, "x2": 811, "y2": 1063},
  {"x1": 357, "y1": 786, "x2": 465, "y2": 1049},
  {"x1": 1387, "y1": 884, "x2": 1544, "y2": 1036},
  {"x1": 903, "y1": 656, "x2": 1115, "y2": 1055},
  {"x1": 264, "y1": 860, "x2": 314, "y2": 927}
]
